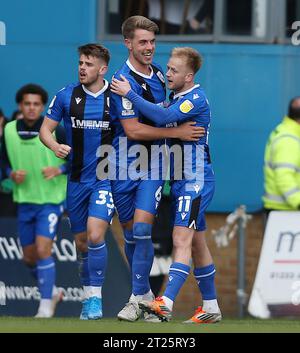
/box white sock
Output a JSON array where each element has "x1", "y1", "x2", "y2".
[
  {"x1": 203, "y1": 299, "x2": 220, "y2": 313},
  {"x1": 83, "y1": 286, "x2": 91, "y2": 299},
  {"x1": 52, "y1": 286, "x2": 56, "y2": 297},
  {"x1": 162, "y1": 296, "x2": 174, "y2": 311},
  {"x1": 90, "y1": 286, "x2": 102, "y2": 298},
  {"x1": 39, "y1": 299, "x2": 52, "y2": 313},
  {"x1": 142, "y1": 290, "x2": 154, "y2": 301},
  {"x1": 129, "y1": 293, "x2": 143, "y2": 303}
]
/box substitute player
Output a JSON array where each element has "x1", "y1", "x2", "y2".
[
  {"x1": 110, "y1": 16, "x2": 205, "y2": 322},
  {"x1": 1, "y1": 84, "x2": 67, "y2": 318},
  {"x1": 111, "y1": 47, "x2": 222, "y2": 323},
  {"x1": 40, "y1": 44, "x2": 114, "y2": 320}
]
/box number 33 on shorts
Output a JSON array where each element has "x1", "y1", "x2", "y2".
[{"x1": 96, "y1": 190, "x2": 115, "y2": 217}]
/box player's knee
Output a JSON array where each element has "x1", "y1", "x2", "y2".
[
  {"x1": 87, "y1": 232, "x2": 104, "y2": 245},
  {"x1": 36, "y1": 241, "x2": 52, "y2": 259},
  {"x1": 74, "y1": 234, "x2": 88, "y2": 253},
  {"x1": 133, "y1": 222, "x2": 152, "y2": 240},
  {"x1": 173, "y1": 235, "x2": 191, "y2": 252},
  {"x1": 22, "y1": 246, "x2": 36, "y2": 266}
]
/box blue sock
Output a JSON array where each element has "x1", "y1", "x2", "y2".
[
  {"x1": 88, "y1": 242, "x2": 107, "y2": 287},
  {"x1": 124, "y1": 229, "x2": 135, "y2": 271},
  {"x1": 164, "y1": 262, "x2": 190, "y2": 301},
  {"x1": 194, "y1": 264, "x2": 217, "y2": 300},
  {"x1": 78, "y1": 252, "x2": 90, "y2": 286},
  {"x1": 132, "y1": 222, "x2": 153, "y2": 295},
  {"x1": 37, "y1": 257, "x2": 55, "y2": 299}
]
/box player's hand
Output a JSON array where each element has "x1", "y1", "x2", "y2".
[
  {"x1": 111, "y1": 74, "x2": 131, "y2": 97},
  {"x1": 10, "y1": 170, "x2": 26, "y2": 184},
  {"x1": 42, "y1": 166, "x2": 62, "y2": 180},
  {"x1": 176, "y1": 121, "x2": 205, "y2": 141},
  {"x1": 53, "y1": 144, "x2": 71, "y2": 159}
]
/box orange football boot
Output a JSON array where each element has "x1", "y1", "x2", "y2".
[
  {"x1": 139, "y1": 297, "x2": 172, "y2": 322},
  {"x1": 183, "y1": 306, "x2": 222, "y2": 324}
]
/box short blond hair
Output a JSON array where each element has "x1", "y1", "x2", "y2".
[
  {"x1": 122, "y1": 16, "x2": 159, "y2": 39},
  {"x1": 171, "y1": 47, "x2": 203, "y2": 74}
]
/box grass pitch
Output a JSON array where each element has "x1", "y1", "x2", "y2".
[{"x1": 0, "y1": 316, "x2": 300, "y2": 333}]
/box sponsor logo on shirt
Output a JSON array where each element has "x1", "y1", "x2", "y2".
[
  {"x1": 179, "y1": 100, "x2": 194, "y2": 113},
  {"x1": 121, "y1": 110, "x2": 135, "y2": 116},
  {"x1": 121, "y1": 97, "x2": 135, "y2": 116},
  {"x1": 71, "y1": 117, "x2": 110, "y2": 130}
]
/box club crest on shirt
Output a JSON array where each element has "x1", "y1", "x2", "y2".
[
  {"x1": 122, "y1": 97, "x2": 133, "y2": 110},
  {"x1": 179, "y1": 100, "x2": 194, "y2": 113}
]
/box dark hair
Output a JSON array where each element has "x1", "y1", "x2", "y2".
[
  {"x1": 122, "y1": 16, "x2": 159, "y2": 39},
  {"x1": 15, "y1": 84, "x2": 48, "y2": 104},
  {"x1": 0, "y1": 108, "x2": 4, "y2": 118},
  {"x1": 78, "y1": 43, "x2": 110, "y2": 65},
  {"x1": 288, "y1": 96, "x2": 300, "y2": 120}
]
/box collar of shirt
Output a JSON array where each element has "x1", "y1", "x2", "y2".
[
  {"x1": 173, "y1": 84, "x2": 200, "y2": 100},
  {"x1": 17, "y1": 116, "x2": 43, "y2": 138}
]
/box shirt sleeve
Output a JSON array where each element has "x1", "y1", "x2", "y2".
[
  {"x1": 112, "y1": 75, "x2": 140, "y2": 120},
  {"x1": 126, "y1": 89, "x2": 203, "y2": 124},
  {"x1": 46, "y1": 88, "x2": 66, "y2": 123}
]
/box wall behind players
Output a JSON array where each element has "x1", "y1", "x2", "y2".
[{"x1": 1, "y1": 0, "x2": 300, "y2": 212}]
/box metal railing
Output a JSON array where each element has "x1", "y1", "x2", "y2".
[{"x1": 212, "y1": 205, "x2": 252, "y2": 318}]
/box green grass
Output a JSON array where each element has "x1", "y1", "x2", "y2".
[{"x1": 0, "y1": 317, "x2": 300, "y2": 333}]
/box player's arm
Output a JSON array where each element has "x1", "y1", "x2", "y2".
[
  {"x1": 54, "y1": 124, "x2": 71, "y2": 174},
  {"x1": 111, "y1": 75, "x2": 185, "y2": 124},
  {"x1": 40, "y1": 117, "x2": 71, "y2": 159},
  {"x1": 40, "y1": 90, "x2": 71, "y2": 158},
  {"x1": 121, "y1": 117, "x2": 201, "y2": 141},
  {"x1": 112, "y1": 76, "x2": 203, "y2": 141},
  {"x1": 41, "y1": 123, "x2": 71, "y2": 180}
]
